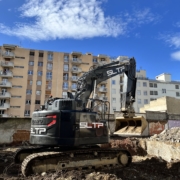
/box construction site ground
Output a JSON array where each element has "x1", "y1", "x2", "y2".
[{"x1": 0, "y1": 128, "x2": 180, "y2": 180}]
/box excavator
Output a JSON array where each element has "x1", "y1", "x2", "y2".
[{"x1": 14, "y1": 57, "x2": 146, "y2": 176}]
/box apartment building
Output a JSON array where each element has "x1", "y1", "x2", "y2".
[
  {"x1": 110, "y1": 67, "x2": 180, "y2": 113},
  {"x1": 0, "y1": 44, "x2": 110, "y2": 117}
]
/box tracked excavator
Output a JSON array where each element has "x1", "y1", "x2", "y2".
[{"x1": 14, "y1": 57, "x2": 146, "y2": 176}]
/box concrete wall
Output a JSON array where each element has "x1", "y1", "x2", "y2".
[{"x1": 0, "y1": 117, "x2": 31, "y2": 144}]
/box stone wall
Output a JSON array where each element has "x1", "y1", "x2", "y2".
[{"x1": 0, "y1": 118, "x2": 31, "y2": 145}]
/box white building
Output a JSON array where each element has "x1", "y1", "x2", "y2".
[{"x1": 110, "y1": 64, "x2": 180, "y2": 113}]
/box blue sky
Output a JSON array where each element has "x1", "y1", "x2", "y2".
[{"x1": 0, "y1": 0, "x2": 180, "y2": 80}]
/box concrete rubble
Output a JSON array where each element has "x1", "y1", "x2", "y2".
[
  {"x1": 141, "y1": 127, "x2": 180, "y2": 162},
  {"x1": 149, "y1": 127, "x2": 180, "y2": 143}
]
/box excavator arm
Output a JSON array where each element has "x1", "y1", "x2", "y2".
[{"x1": 75, "y1": 57, "x2": 137, "y2": 116}]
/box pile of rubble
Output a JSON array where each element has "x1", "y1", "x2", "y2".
[{"x1": 149, "y1": 127, "x2": 180, "y2": 143}]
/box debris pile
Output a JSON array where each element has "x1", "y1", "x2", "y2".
[{"x1": 149, "y1": 127, "x2": 180, "y2": 143}]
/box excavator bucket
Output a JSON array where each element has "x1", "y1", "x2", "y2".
[{"x1": 114, "y1": 116, "x2": 148, "y2": 136}]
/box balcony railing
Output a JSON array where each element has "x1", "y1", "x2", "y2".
[
  {"x1": 0, "y1": 71, "x2": 13, "y2": 78},
  {"x1": 0, "y1": 92, "x2": 11, "y2": 99},
  {"x1": 0, "y1": 103, "x2": 10, "y2": 109},
  {"x1": 71, "y1": 86, "x2": 77, "y2": 91},
  {"x1": 63, "y1": 76, "x2": 69, "y2": 81},
  {"x1": 98, "y1": 61, "x2": 107, "y2": 66},
  {"x1": 1, "y1": 61, "x2": 14, "y2": 68},
  {"x1": 2, "y1": 51, "x2": 15, "y2": 58},
  {"x1": 99, "y1": 96, "x2": 108, "y2": 101},
  {"x1": 99, "y1": 80, "x2": 107, "y2": 84},
  {"x1": 98, "y1": 87, "x2": 107, "y2": 92},
  {"x1": 71, "y1": 76, "x2": 79, "y2": 82},
  {"x1": 71, "y1": 58, "x2": 82, "y2": 64},
  {"x1": 0, "y1": 114, "x2": 9, "y2": 117},
  {"x1": 71, "y1": 67, "x2": 82, "y2": 73},
  {"x1": 63, "y1": 86, "x2": 68, "y2": 90},
  {"x1": 0, "y1": 81, "x2": 12, "y2": 88}
]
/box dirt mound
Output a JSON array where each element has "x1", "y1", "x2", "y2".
[{"x1": 149, "y1": 127, "x2": 180, "y2": 143}]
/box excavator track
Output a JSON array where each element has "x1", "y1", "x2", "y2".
[{"x1": 21, "y1": 148, "x2": 132, "y2": 176}]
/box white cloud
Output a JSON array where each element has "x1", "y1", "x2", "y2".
[
  {"x1": 162, "y1": 33, "x2": 180, "y2": 49},
  {"x1": 0, "y1": 0, "x2": 159, "y2": 41},
  {"x1": 171, "y1": 51, "x2": 180, "y2": 61}
]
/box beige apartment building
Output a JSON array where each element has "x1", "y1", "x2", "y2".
[{"x1": 0, "y1": 44, "x2": 110, "y2": 117}]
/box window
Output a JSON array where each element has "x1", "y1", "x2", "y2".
[
  {"x1": 14, "y1": 66, "x2": 24, "y2": 68},
  {"x1": 112, "y1": 89, "x2": 116, "y2": 94},
  {"x1": 46, "y1": 72, "x2": 52, "y2": 80},
  {"x1": 47, "y1": 63, "x2": 53, "y2": 70},
  {"x1": 137, "y1": 82, "x2": 141, "y2": 87},
  {"x1": 175, "y1": 85, "x2": 179, "y2": 89},
  {"x1": 28, "y1": 80, "x2": 33, "y2": 85},
  {"x1": 28, "y1": 70, "x2": 33, "y2": 75},
  {"x1": 35, "y1": 100, "x2": 41, "y2": 104},
  {"x1": 144, "y1": 99, "x2": 148, "y2": 104},
  {"x1": 143, "y1": 82, "x2": 147, "y2": 87},
  {"x1": 26, "y1": 100, "x2": 31, "y2": 104},
  {"x1": 12, "y1": 96, "x2": 21, "y2": 98},
  {"x1": 38, "y1": 71, "x2": 43, "y2": 76},
  {"x1": 176, "y1": 92, "x2": 180, "y2": 97},
  {"x1": 93, "y1": 58, "x2": 97, "y2": 63},
  {"x1": 112, "y1": 80, "x2": 116, "y2": 85},
  {"x1": 138, "y1": 99, "x2": 141, "y2": 104},
  {"x1": 137, "y1": 90, "x2": 141, "y2": 95},
  {"x1": 63, "y1": 82, "x2": 68, "y2": 89},
  {"x1": 113, "y1": 107, "x2": 116, "y2": 111},
  {"x1": 64, "y1": 55, "x2": 69, "y2": 62},
  {"x1": 154, "y1": 83, "x2": 157, "y2": 88},
  {"x1": 12, "y1": 85, "x2": 22, "y2": 88},
  {"x1": 144, "y1": 91, "x2": 148, "y2": 95},
  {"x1": 37, "y1": 81, "x2": 42, "y2": 85},
  {"x1": 29, "y1": 61, "x2": 34, "y2": 66},
  {"x1": 36, "y1": 90, "x2": 41, "y2": 95},
  {"x1": 24, "y1": 110, "x2": 30, "y2": 116},
  {"x1": 39, "y1": 52, "x2": 43, "y2": 57},
  {"x1": 112, "y1": 98, "x2": 116, "y2": 103},
  {"x1": 38, "y1": 62, "x2": 43, "y2": 66},
  {"x1": 150, "y1": 98, "x2": 156, "y2": 101},
  {"x1": 29, "y1": 52, "x2": 34, "y2": 56},
  {"x1": 48, "y1": 53, "x2": 53, "y2": 61},
  {"x1": 162, "y1": 89, "x2": 166, "y2": 93},
  {"x1": 64, "y1": 64, "x2": 69, "y2": 71},
  {"x1": 149, "y1": 83, "x2": 153, "y2": 87},
  {"x1": 14, "y1": 76, "x2": 23, "y2": 78},
  {"x1": 26, "y1": 89, "x2": 32, "y2": 95},
  {"x1": 154, "y1": 91, "x2": 158, "y2": 95}
]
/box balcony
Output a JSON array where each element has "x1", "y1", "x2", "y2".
[
  {"x1": 63, "y1": 76, "x2": 69, "y2": 81},
  {"x1": 71, "y1": 58, "x2": 82, "y2": 64},
  {"x1": 0, "y1": 103, "x2": 10, "y2": 110},
  {"x1": 71, "y1": 51, "x2": 82, "y2": 56},
  {"x1": 71, "y1": 86, "x2": 77, "y2": 91},
  {"x1": 71, "y1": 67, "x2": 82, "y2": 73},
  {"x1": 0, "y1": 81, "x2": 12, "y2": 88},
  {"x1": 71, "y1": 76, "x2": 79, "y2": 82},
  {"x1": 98, "y1": 87, "x2": 107, "y2": 92},
  {"x1": 0, "y1": 92, "x2": 11, "y2": 99},
  {"x1": 1, "y1": 61, "x2": 14, "y2": 68},
  {"x1": 99, "y1": 96, "x2": 108, "y2": 101},
  {"x1": 64, "y1": 58, "x2": 69, "y2": 63},
  {"x1": 2, "y1": 51, "x2": 15, "y2": 59},
  {"x1": 98, "y1": 61, "x2": 107, "y2": 66},
  {"x1": 0, "y1": 71, "x2": 13, "y2": 78},
  {"x1": 92, "y1": 60, "x2": 98, "y2": 64},
  {"x1": 0, "y1": 114, "x2": 9, "y2": 117},
  {"x1": 99, "y1": 80, "x2": 108, "y2": 84},
  {"x1": 63, "y1": 86, "x2": 69, "y2": 90},
  {"x1": 3, "y1": 44, "x2": 18, "y2": 49}
]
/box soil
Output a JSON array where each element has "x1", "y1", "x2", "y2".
[{"x1": 0, "y1": 145, "x2": 179, "y2": 180}]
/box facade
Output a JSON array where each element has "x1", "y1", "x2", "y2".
[
  {"x1": 0, "y1": 44, "x2": 110, "y2": 117},
  {"x1": 110, "y1": 65, "x2": 180, "y2": 113}
]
